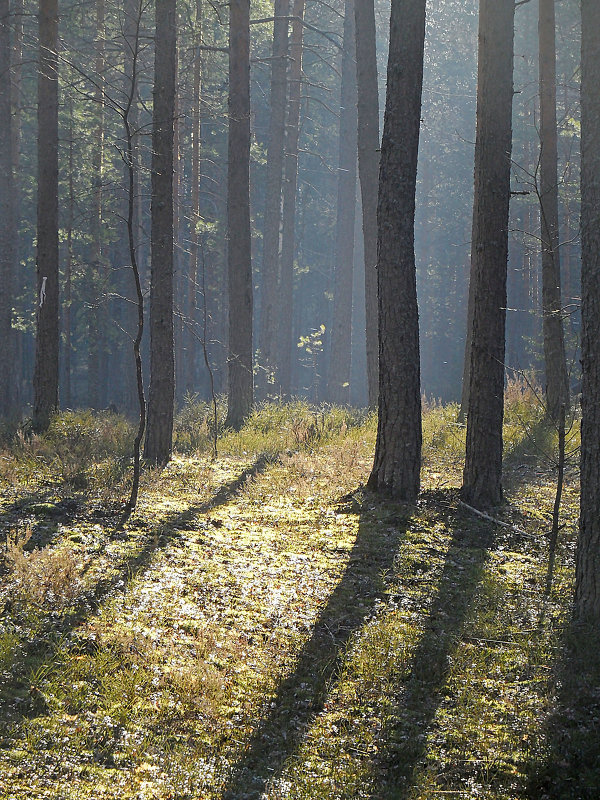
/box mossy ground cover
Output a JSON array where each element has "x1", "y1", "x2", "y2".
[{"x1": 0, "y1": 395, "x2": 591, "y2": 799}]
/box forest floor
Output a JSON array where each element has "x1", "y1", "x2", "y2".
[{"x1": 0, "y1": 391, "x2": 598, "y2": 800}]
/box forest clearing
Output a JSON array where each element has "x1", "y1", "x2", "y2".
[{"x1": 0, "y1": 391, "x2": 595, "y2": 800}]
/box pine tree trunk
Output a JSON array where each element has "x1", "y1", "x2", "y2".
[
  {"x1": 367, "y1": 0, "x2": 425, "y2": 502},
  {"x1": 328, "y1": 0, "x2": 357, "y2": 406},
  {"x1": 225, "y1": 0, "x2": 253, "y2": 428},
  {"x1": 87, "y1": 0, "x2": 105, "y2": 410},
  {"x1": 186, "y1": 0, "x2": 202, "y2": 397},
  {"x1": 33, "y1": 0, "x2": 60, "y2": 432},
  {"x1": 354, "y1": 0, "x2": 379, "y2": 408},
  {"x1": 0, "y1": 0, "x2": 16, "y2": 418},
  {"x1": 539, "y1": 0, "x2": 569, "y2": 421},
  {"x1": 462, "y1": 0, "x2": 515, "y2": 508},
  {"x1": 144, "y1": 0, "x2": 176, "y2": 463},
  {"x1": 11, "y1": 0, "x2": 23, "y2": 411},
  {"x1": 277, "y1": 0, "x2": 304, "y2": 399},
  {"x1": 258, "y1": 0, "x2": 288, "y2": 398},
  {"x1": 575, "y1": 0, "x2": 600, "y2": 622}
]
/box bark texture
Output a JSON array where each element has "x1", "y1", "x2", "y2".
[
  {"x1": 258, "y1": 0, "x2": 288, "y2": 395},
  {"x1": 462, "y1": 0, "x2": 514, "y2": 508},
  {"x1": 539, "y1": 0, "x2": 569, "y2": 421},
  {"x1": 328, "y1": 0, "x2": 357, "y2": 406},
  {"x1": 33, "y1": 0, "x2": 60, "y2": 432},
  {"x1": 144, "y1": 0, "x2": 176, "y2": 463},
  {"x1": 0, "y1": 0, "x2": 16, "y2": 417},
  {"x1": 225, "y1": 0, "x2": 253, "y2": 428},
  {"x1": 575, "y1": 0, "x2": 600, "y2": 621},
  {"x1": 354, "y1": 0, "x2": 379, "y2": 408},
  {"x1": 366, "y1": 0, "x2": 424, "y2": 502}
]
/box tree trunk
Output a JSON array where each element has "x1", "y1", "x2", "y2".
[
  {"x1": 366, "y1": 0, "x2": 425, "y2": 502},
  {"x1": 539, "y1": 0, "x2": 569, "y2": 421},
  {"x1": 575, "y1": 0, "x2": 600, "y2": 621},
  {"x1": 225, "y1": 0, "x2": 253, "y2": 429},
  {"x1": 258, "y1": 0, "x2": 288, "y2": 398},
  {"x1": 186, "y1": 0, "x2": 203, "y2": 397},
  {"x1": 328, "y1": 0, "x2": 357, "y2": 406},
  {"x1": 0, "y1": 0, "x2": 16, "y2": 418},
  {"x1": 144, "y1": 0, "x2": 176, "y2": 463},
  {"x1": 87, "y1": 0, "x2": 105, "y2": 409},
  {"x1": 277, "y1": 0, "x2": 304, "y2": 399},
  {"x1": 33, "y1": 0, "x2": 60, "y2": 432},
  {"x1": 354, "y1": 0, "x2": 379, "y2": 408},
  {"x1": 63, "y1": 95, "x2": 74, "y2": 409},
  {"x1": 462, "y1": 0, "x2": 515, "y2": 508}
]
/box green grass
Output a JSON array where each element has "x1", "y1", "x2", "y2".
[{"x1": 0, "y1": 397, "x2": 589, "y2": 799}]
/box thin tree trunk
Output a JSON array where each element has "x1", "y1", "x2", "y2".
[
  {"x1": 225, "y1": 0, "x2": 253, "y2": 428},
  {"x1": 575, "y1": 0, "x2": 600, "y2": 622},
  {"x1": 277, "y1": 0, "x2": 304, "y2": 399},
  {"x1": 144, "y1": 0, "x2": 176, "y2": 463},
  {"x1": 63, "y1": 95, "x2": 74, "y2": 409},
  {"x1": 328, "y1": 0, "x2": 357, "y2": 405},
  {"x1": 354, "y1": 0, "x2": 379, "y2": 408},
  {"x1": 539, "y1": 0, "x2": 569, "y2": 421},
  {"x1": 258, "y1": 0, "x2": 289, "y2": 397},
  {"x1": 462, "y1": 0, "x2": 515, "y2": 508},
  {"x1": 367, "y1": 0, "x2": 425, "y2": 502},
  {"x1": 0, "y1": 0, "x2": 16, "y2": 418},
  {"x1": 33, "y1": 0, "x2": 60, "y2": 432}
]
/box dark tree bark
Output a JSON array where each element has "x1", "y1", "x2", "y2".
[
  {"x1": 258, "y1": 0, "x2": 288, "y2": 397},
  {"x1": 328, "y1": 0, "x2": 357, "y2": 405},
  {"x1": 539, "y1": 0, "x2": 569, "y2": 421},
  {"x1": 225, "y1": 0, "x2": 253, "y2": 428},
  {"x1": 277, "y1": 0, "x2": 304, "y2": 399},
  {"x1": 366, "y1": 0, "x2": 425, "y2": 502},
  {"x1": 144, "y1": 0, "x2": 176, "y2": 463},
  {"x1": 33, "y1": 0, "x2": 60, "y2": 432},
  {"x1": 462, "y1": 0, "x2": 515, "y2": 508},
  {"x1": 575, "y1": 0, "x2": 600, "y2": 621},
  {"x1": 354, "y1": 0, "x2": 379, "y2": 408},
  {"x1": 0, "y1": 0, "x2": 16, "y2": 418}
]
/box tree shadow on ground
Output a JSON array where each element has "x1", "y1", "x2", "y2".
[
  {"x1": 220, "y1": 494, "x2": 434, "y2": 800},
  {"x1": 0, "y1": 454, "x2": 275, "y2": 725},
  {"x1": 526, "y1": 621, "x2": 600, "y2": 800},
  {"x1": 367, "y1": 507, "x2": 495, "y2": 798}
]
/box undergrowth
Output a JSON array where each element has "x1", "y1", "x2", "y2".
[{"x1": 0, "y1": 394, "x2": 587, "y2": 799}]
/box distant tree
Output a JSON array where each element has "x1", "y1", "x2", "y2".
[
  {"x1": 33, "y1": 0, "x2": 60, "y2": 432},
  {"x1": 575, "y1": 0, "x2": 600, "y2": 621},
  {"x1": 225, "y1": 0, "x2": 253, "y2": 428},
  {"x1": 258, "y1": 0, "x2": 289, "y2": 398},
  {"x1": 328, "y1": 0, "x2": 357, "y2": 406},
  {"x1": 277, "y1": 0, "x2": 304, "y2": 400},
  {"x1": 367, "y1": 0, "x2": 425, "y2": 502},
  {"x1": 354, "y1": 0, "x2": 379, "y2": 408},
  {"x1": 0, "y1": 0, "x2": 16, "y2": 418},
  {"x1": 87, "y1": 0, "x2": 106, "y2": 410},
  {"x1": 539, "y1": 0, "x2": 569, "y2": 422},
  {"x1": 144, "y1": 0, "x2": 176, "y2": 463},
  {"x1": 462, "y1": 0, "x2": 515, "y2": 508}
]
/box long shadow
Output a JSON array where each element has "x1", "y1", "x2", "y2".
[
  {"x1": 526, "y1": 620, "x2": 600, "y2": 800},
  {"x1": 368, "y1": 510, "x2": 495, "y2": 798},
  {"x1": 220, "y1": 498, "x2": 413, "y2": 800},
  {"x1": 0, "y1": 454, "x2": 274, "y2": 723}
]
